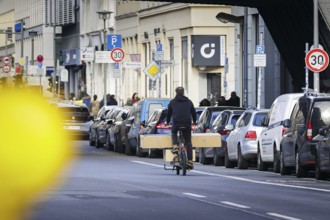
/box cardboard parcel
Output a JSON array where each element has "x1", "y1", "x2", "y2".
[{"x1": 140, "y1": 133, "x2": 221, "y2": 149}]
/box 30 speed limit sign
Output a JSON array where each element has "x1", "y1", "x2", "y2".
[
  {"x1": 305, "y1": 48, "x2": 329, "y2": 72},
  {"x1": 110, "y1": 48, "x2": 125, "y2": 62}
]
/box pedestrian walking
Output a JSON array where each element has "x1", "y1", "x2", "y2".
[
  {"x1": 107, "y1": 95, "x2": 118, "y2": 106},
  {"x1": 226, "y1": 91, "x2": 240, "y2": 107},
  {"x1": 199, "y1": 98, "x2": 211, "y2": 106},
  {"x1": 217, "y1": 96, "x2": 227, "y2": 106},
  {"x1": 89, "y1": 95, "x2": 100, "y2": 118}
]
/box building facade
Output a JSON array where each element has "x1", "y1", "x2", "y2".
[{"x1": 0, "y1": 0, "x2": 290, "y2": 108}]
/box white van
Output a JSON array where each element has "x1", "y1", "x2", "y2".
[{"x1": 257, "y1": 93, "x2": 303, "y2": 172}]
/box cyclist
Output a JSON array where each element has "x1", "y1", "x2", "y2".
[{"x1": 166, "y1": 86, "x2": 196, "y2": 169}]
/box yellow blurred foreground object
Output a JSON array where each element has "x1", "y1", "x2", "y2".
[{"x1": 0, "y1": 89, "x2": 74, "y2": 220}]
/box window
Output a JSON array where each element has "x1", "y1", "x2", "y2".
[
  {"x1": 253, "y1": 112, "x2": 268, "y2": 126},
  {"x1": 238, "y1": 112, "x2": 252, "y2": 127}
]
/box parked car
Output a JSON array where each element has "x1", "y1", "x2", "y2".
[
  {"x1": 194, "y1": 106, "x2": 245, "y2": 163},
  {"x1": 95, "y1": 107, "x2": 123, "y2": 149},
  {"x1": 312, "y1": 127, "x2": 330, "y2": 180},
  {"x1": 226, "y1": 108, "x2": 269, "y2": 169},
  {"x1": 280, "y1": 93, "x2": 330, "y2": 177},
  {"x1": 89, "y1": 106, "x2": 116, "y2": 146},
  {"x1": 122, "y1": 98, "x2": 171, "y2": 155},
  {"x1": 257, "y1": 93, "x2": 302, "y2": 172},
  {"x1": 211, "y1": 109, "x2": 245, "y2": 166},
  {"x1": 136, "y1": 107, "x2": 172, "y2": 158},
  {"x1": 56, "y1": 102, "x2": 93, "y2": 139},
  {"x1": 195, "y1": 106, "x2": 206, "y2": 122},
  {"x1": 107, "y1": 106, "x2": 131, "y2": 153}
]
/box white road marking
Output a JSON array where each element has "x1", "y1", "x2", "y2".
[
  {"x1": 221, "y1": 201, "x2": 250, "y2": 209},
  {"x1": 131, "y1": 160, "x2": 330, "y2": 193},
  {"x1": 182, "y1": 192, "x2": 206, "y2": 198},
  {"x1": 267, "y1": 213, "x2": 301, "y2": 220},
  {"x1": 131, "y1": 161, "x2": 164, "y2": 168}
]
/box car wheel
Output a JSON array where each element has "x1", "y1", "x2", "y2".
[
  {"x1": 105, "y1": 132, "x2": 114, "y2": 151},
  {"x1": 257, "y1": 150, "x2": 267, "y2": 171},
  {"x1": 315, "y1": 151, "x2": 327, "y2": 180},
  {"x1": 95, "y1": 133, "x2": 102, "y2": 149},
  {"x1": 273, "y1": 146, "x2": 280, "y2": 173},
  {"x1": 280, "y1": 149, "x2": 291, "y2": 175},
  {"x1": 199, "y1": 149, "x2": 211, "y2": 165},
  {"x1": 115, "y1": 134, "x2": 123, "y2": 153},
  {"x1": 136, "y1": 137, "x2": 147, "y2": 157},
  {"x1": 225, "y1": 148, "x2": 235, "y2": 168},
  {"x1": 295, "y1": 151, "x2": 307, "y2": 178},
  {"x1": 89, "y1": 131, "x2": 95, "y2": 146},
  {"x1": 124, "y1": 135, "x2": 133, "y2": 156},
  {"x1": 237, "y1": 145, "x2": 248, "y2": 169},
  {"x1": 213, "y1": 149, "x2": 224, "y2": 166}
]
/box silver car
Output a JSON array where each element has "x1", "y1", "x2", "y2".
[
  {"x1": 56, "y1": 102, "x2": 93, "y2": 139},
  {"x1": 226, "y1": 108, "x2": 269, "y2": 169}
]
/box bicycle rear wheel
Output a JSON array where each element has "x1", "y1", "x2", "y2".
[{"x1": 181, "y1": 149, "x2": 187, "y2": 176}]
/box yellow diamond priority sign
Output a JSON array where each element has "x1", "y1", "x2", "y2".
[{"x1": 143, "y1": 61, "x2": 160, "y2": 80}]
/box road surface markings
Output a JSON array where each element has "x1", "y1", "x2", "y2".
[
  {"x1": 221, "y1": 201, "x2": 250, "y2": 209},
  {"x1": 182, "y1": 192, "x2": 206, "y2": 198},
  {"x1": 267, "y1": 213, "x2": 301, "y2": 220},
  {"x1": 131, "y1": 160, "x2": 330, "y2": 193},
  {"x1": 132, "y1": 161, "x2": 164, "y2": 168}
]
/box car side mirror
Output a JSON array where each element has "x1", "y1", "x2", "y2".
[
  {"x1": 107, "y1": 119, "x2": 113, "y2": 125},
  {"x1": 282, "y1": 119, "x2": 291, "y2": 128},
  {"x1": 122, "y1": 113, "x2": 127, "y2": 120},
  {"x1": 225, "y1": 124, "x2": 234, "y2": 131},
  {"x1": 319, "y1": 127, "x2": 329, "y2": 136},
  {"x1": 141, "y1": 121, "x2": 146, "y2": 127},
  {"x1": 89, "y1": 116, "x2": 94, "y2": 121}
]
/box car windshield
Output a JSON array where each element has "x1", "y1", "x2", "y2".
[
  {"x1": 210, "y1": 112, "x2": 221, "y2": 124},
  {"x1": 230, "y1": 115, "x2": 241, "y2": 125},
  {"x1": 311, "y1": 101, "x2": 330, "y2": 128}
]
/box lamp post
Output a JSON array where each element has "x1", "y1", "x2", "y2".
[
  {"x1": 216, "y1": 12, "x2": 247, "y2": 107},
  {"x1": 96, "y1": 10, "x2": 113, "y2": 106},
  {"x1": 29, "y1": 31, "x2": 40, "y2": 93}
]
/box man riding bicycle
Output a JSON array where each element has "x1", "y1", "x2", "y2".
[{"x1": 166, "y1": 87, "x2": 197, "y2": 169}]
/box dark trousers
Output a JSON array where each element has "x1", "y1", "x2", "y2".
[{"x1": 171, "y1": 124, "x2": 193, "y2": 161}]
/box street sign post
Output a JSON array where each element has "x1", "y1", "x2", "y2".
[
  {"x1": 305, "y1": 48, "x2": 329, "y2": 72},
  {"x1": 143, "y1": 61, "x2": 160, "y2": 81},
  {"x1": 2, "y1": 56, "x2": 11, "y2": 65},
  {"x1": 37, "y1": 55, "x2": 44, "y2": 63},
  {"x1": 2, "y1": 65, "x2": 11, "y2": 73},
  {"x1": 111, "y1": 48, "x2": 125, "y2": 62}
]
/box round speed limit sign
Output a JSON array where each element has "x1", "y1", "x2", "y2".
[
  {"x1": 306, "y1": 48, "x2": 329, "y2": 72},
  {"x1": 110, "y1": 48, "x2": 125, "y2": 62}
]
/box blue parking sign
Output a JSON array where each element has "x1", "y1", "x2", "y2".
[
  {"x1": 256, "y1": 45, "x2": 265, "y2": 54},
  {"x1": 156, "y1": 44, "x2": 162, "y2": 51},
  {"x1": 107, "y1": 35, "x2": 122, "y2": 50}
]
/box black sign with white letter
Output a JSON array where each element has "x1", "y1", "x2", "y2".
[{"x1": 191, "y1": 35, "x2": 221, "y2": 67}]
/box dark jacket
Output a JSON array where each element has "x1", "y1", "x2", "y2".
[{"x1": 166, "y1": 95, "x2": 196, "y2": 125}]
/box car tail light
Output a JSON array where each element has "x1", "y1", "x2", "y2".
[
  {"x1": 156, "y1": 122, "x2": 171, "y2": 129},
  {"x1": 220, "y1": 129, "x2": 231, "y2": 135},
  {"x1": 307, "y1": 120, "x2": 312, "y2": 141},
  {"x1": 244, "y1": 131, "x2": 257, "y2": 141},
  {"x1": 282, "y1": 127, "x2": 287, "y2": 137}
]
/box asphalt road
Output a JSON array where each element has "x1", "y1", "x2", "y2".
[{"x1": 29, "y1": 140, "x2": 330, "y2": 220}]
